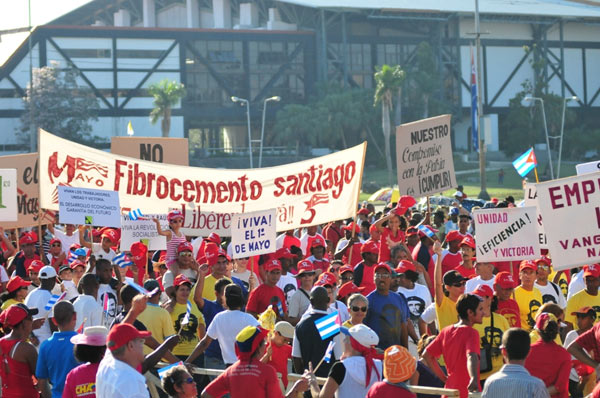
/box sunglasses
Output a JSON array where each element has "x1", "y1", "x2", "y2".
[
  {"x1": 352, "y1": 306, "x2": 367, "y2": 312},
  {"x1": 375, "y1": 274, "x2": 391, "y2": 279},
  {"x1": 183, "y1": 377, "x2": 194, "y2": 384},
  {"x1": 179, "y1": 252, "x2": 193, "y2": 257},
  {"x1": 51, "y1": 243, "x2": 62, "y2": 247},
  {"x1": 537, "y1": 265, "x2": 550, "y2": 271},
  {"x1": 170, "y1": 219, "x2": 183, "y2": 224},
  {"x1": 452, "y1": 281, "x2": 466, "y2": 287},
  {"x1": 341, "y1": 275, "x2": 354, "y2": 281}
]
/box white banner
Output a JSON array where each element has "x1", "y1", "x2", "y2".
[
  {"x1": 536, "y1": 172, "x2": 600, "y2": 270},
  {"x1": 120, "y1": 213, "x2": 167, "y2": 251},
  {"x1": 39, "y1": 130, "x2": 365, "y2": 232},
  {"x1": 0, "y1": 169, "x2": 17, "y2": 222},
  {"x1": 523, "y1": 183, "x2": 547, "y2": 249},
  {"x1": 473, "y1": 207, "x2": 541, "y2": 262},
  {"x1": 58, "y1": 186, "x2": 121, "y2": 227},
  {"x1": 395, "y1": 114, "x2": 456, "y2": 197},
  {"x1": 576, "y1": 160, "x2": 600, "y2": 176},
  {"x1": 230, "y1": 209, "x2": 277, "y2": 259}
]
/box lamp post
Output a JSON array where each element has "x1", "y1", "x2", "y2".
[
  {"x1": 231, "y1": 96, "x2": 252, "y2": 168},
  {"x1": 259, "y1": 96, "x2": 280, "y2": 168},
  {"x1": 524, "y1": 96, "x2": 554, "y2": 180},
  {"x1": 557, "y1": 96, "x2": 578, "y2": 178}
]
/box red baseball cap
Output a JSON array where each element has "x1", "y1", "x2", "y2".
[
  {"x1": 107, "y1": 323, "x2": 151, "y2": 351},
  {"x1": 342, "y1": 222, "x2": 360, "y2": 234},
  {"x1": 472, "y1": 284, "x2": 494, "y2": 299},
  {"x1": 204, "y1": 232, "x2": 221, "y2": 245},
  {"x1": 396, "y1": 260, "x2": 416, "y2": 274},
  {"x1": 337, "y1": 282, "x2": 361, "y2": 299},
  {"x1": 374, "y1": 262, "x2": 392, "y2": 274},
  {"x1": 70, "y1": 260, "x2": 86, "y2": 270},
  {"x1": 584, "y1": 264, "x2": 600, "y2": 279},
  {"x1": 130, "y1": 242, "x2": 148, "y2": 262},
  {"x1": 315, "y1": 272, "x2": 337, "y2": 287},
  {"x1": 0, "y1": 304, "x2": 38, "y2": 327},
  {"x1": 19, "y1": 232, "x2": 36, "y2": 245},
  {"x1": 519, "y1": 260, "x2": 537, "y2": 273},
  {"x1": 360, "y1": 241, "x2": 379, "y2": 255},
  {"x1": 369, "y1": 224, "x2": 378, "y2": 234},
  {"x1": 69, "y1": 243, "x2": 81, "y2": 251},
  {"x1": 459, "y1": 236, "x2": 476, "y2": 249},
  {"x1": 535, "y1": 256, "x2": 552, "y2": 267},
  {"x1": 445, "y1": 230, "x2": 462, "y2": 243},
  {"x1": 264, "y1": 259, "x2": 282, "y2": 273},
  {"x1": 167, "y1": 210, "x2": 184, "y2": 222},
  {"x1": 177, "y1": 241, "x2": 194, "y2": 254},
  {"x1": 217, "y1": 248, "x2": 231, "y2": 262},
  {"x1": 49, "y1": 238, "x2": 62, "y2": 246},
  {"x1": 398, "y1": 195, "x2": 416, "y2": 208},
  {"x1": 405, "y1": 227, "x2": 418, "y2": 237},
  {"x1": 174, "y1": 274, "x2": 193, "y2": 287},
  {"x1": 495, "y1": 271, "x2": 517, "y2": 289},
  {"x1": 570, "y1": 306, "x2": 596, "y2": 318},
  {"x1": 101, "y1": 229, "x2": 119, "y2": 243},
  {"x1": 273, "y1": 247, "x2": 295, "y2": 260},
  {"x1": 339, "y1": 265, "x2": 353, "y2": 275},
  {"x1": 295, "y1": 260, "x2": 315, "y2": 276},
  {"x1": 27, "y1": 260, "x2": 45, "y2": 273},
  {"x1": 357, "y1": 208, "x2": 370, "y2": 216},
  {"x1": 310, "y1": 237, "x2": 326, "y2": 249},
  {"x1": 203, "y1": 242, "x2": 219, "y2": 266},
  {"x1": 6, "y1": 276, "x2": 31, "y2": 293}
]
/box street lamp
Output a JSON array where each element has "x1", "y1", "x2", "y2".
[
  {"x1": 524, "y1": 96, "x2": 554, "y2": 180},
  {"x1": 557, "y1": 96, "x2": 579, "y2": 178},
  {"x1": 259, "y1": 96, "x2": 281, "y2": 168},
  {"x1": 231, "y1": 96, "x2": 252, "y2": 168}
]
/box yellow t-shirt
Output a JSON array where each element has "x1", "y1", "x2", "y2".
[
  {"x1": 473, "y1": 313, "x2": 510, "y2": 380},
  {"x1": 170, "y1": 301, "x2": 205, "y2": 356},
  {"x1": 202, "y1": 275, "x2": 233, "y2": 301},
  {"x1": 436, "y1": 295, "x2": 458, "y2": 331},
  {"x1": 549, "y1": 270, "x2": 569, "y2": 298},
  {"x1": 514, "y1": 286, "x2": 543, "y2": 331},
  {"x1": 1, "y1": 298, "x2": 21, "y2": 310},
  {"x1": 565, "y1": 290, "x2": 600, "y2": 326},
  {"x1": 138, "y1": 303, "x2": 177, "y2": 355}
]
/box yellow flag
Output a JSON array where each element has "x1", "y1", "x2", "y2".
[{"x1": 127, "y1": 121, "x2": 134, "y2": 136}]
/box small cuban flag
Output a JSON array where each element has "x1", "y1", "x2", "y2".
[
  {"x1": 418, "y1": 225, "x2": 435, "y2": 239},
  {"x1": 314, "y1": 310, "x2": 341, "y2": 340},
  {"x1": 126, "y1": 280, "x2": 159, "y2": 297},
  {"x1": 323, "y1": 341, "x2": 335, "y2": 363},
  {"x1": 128, "y1": 209, "x2": 145, "y2": 221},
  {"x1": 158, "y1": 361, "x2": 184, "y2": 379},
  {"x1": 68, "y1": 251, "x2": 78, "y2": 265},
  {"x1": 102, "y1": 294, "x2": 109, "y2": 314},
  {"x1": 181, "y1": 300, "x2": 193, "y2": 325},
  {"x1": 44, "y1": 292, "x2": 67, "y2": 311},
  {"x1": 113, "y1": 252, "x2": 134, "y2": 268},
  {"x1": 127, "y1": 121, "x2": 135, "y2": 136},
  {"x1": 276, "y1": 300, "x2": 284, "y2": 317},
  {"x1": 512, "y1": 148, "x2": 537, "y2": 177}
]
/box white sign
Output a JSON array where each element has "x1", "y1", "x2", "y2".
[
  {"x1": 58, "y1": 186, "x2": 121, "y2": 227},
  {"x1": 576, "y1": 160, "x2": 600, "y2": 176},
  {"x1": 523, "y1": 183, "x2": 547, "y2": 249},
  {"x1": 473, "y1": 206, "x2": 541, "y2": 262},
  {"x1": 0, "y1": 169, "x2": 17, "y2": 222},
  {"x1": 230, "y1": 209, "x2": 277, "y2": 259},
  {"x1": 120, "y1": 213, "x2": 167, "y2": 251},
  {"x1": 536, "y1": 172, "x2": 600, "y2": 270},
  {"x1": 395, "y1": 114, "x2": 456, "y2": 197}
]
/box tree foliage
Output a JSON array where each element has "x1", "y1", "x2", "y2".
[
  {"x1": 19, "y1": 65, "x2": 100, "y2": 147},
  {"x1": 148, "y1": 79, "x2": 186, "y2": 137}
]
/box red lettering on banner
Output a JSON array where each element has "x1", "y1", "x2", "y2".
[
  {"x1": 549, "y1": 178, "x2": 600, "y2": 209},
  {"x1": 156, "y1": 176, "x2": 169, "y2": 199},
  {"x1": 183, "y1": 180, "x2": 194, "y2": 202},
  {"x1": 216, "y1": 182, "x2": 228, "y2": 202},
  {"x1": 170, "y1": 179, "x2": 182, "y2": 201},
  {"x1": 114, "y1": 160, "x2": 126, "y2": 191}
]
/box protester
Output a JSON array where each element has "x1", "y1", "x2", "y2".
[
  {"x1": 27, "y1": 259, "x2": 45, "y2": 293},
  {"x1": 275, "y1": 247, "x2": 299, "y2": 304},
  {"x1": 335, "y1": 222, "x2": 364, "y2": 267},
  {"x1": 433, "y1": 241, "x2": 466, "y2": 330},
  {"x1": 352, "y1": 240, "x2": 379, "y2": 295},
  {"x1": 163, "y1": 242, "x2": 199, "y2": 297},
  {"x1": 482, "y1": 328, "x2": 549, "y2": 398},
  {"x1": 161, "y1": 364, "x2": 197, "y2": 398},
  {"x1": 288, "y1": 260, "x2": 316, "y2": 325},
  {"x1": 366, "y1": 345, "x2": 417, "y2": 398},
  {"x1": 455, "y1": 236, "x2": 476, "y2": 279},
  {"x1": 563, "y1": 307, "x2": 596, "y2": 397},
  {"x1": 493, "y1": 271, "x2": 521, "y2": 328},
  {"x1": 535, "y1": 256, "x2": 567, "y2": 308},
  {"x1": 154, "y1": 209, "x2": 187, "y2": 277},
  {"x1": 565, "y1": 264, "x2": 600, "y2": 327},
  {"x1": 300, "y1": 226, "x2": 326, "y2": 256},
  {"x1": 72, "y1": 273, "x2": 103, "y2": 329},
  {"x1": 415, "y1": 335, "x2": 445, "y2": 395},
  {"x1": 89, "y1": 258, "x2": 121, "y2": 327},
  {"x1": 313, "y1": 272, "x2": 350, "y2": 324},
  {"x1": 232, "y1": 256, "x2": 252, "y2": 290},
  {"x1": 24, "y1": 265, "x2": 58, "y2": 345},
  {"x1": 374, "y1": 202, "x2": 410, "y2": 263},
  {"x1": 59, "y1": 265, "x2": 79, "y2": 300},
  {"x1": 261, "y1": 321, "x2": 295, "y2": 389},
  {"x1": 1, "y1": 276, "x2": 31, "y2": 310},
  {"x1": 567, "y1": 313, "x2": 600, "y2": 379},
  {"x1": 465, "y1": 260, "x2": 495, "y2": 294},
  {"x1": 137, "y1": 279, "x2": 177, "y2": 355},
  {"x1": 246, "y1": 259, "x2": 287, "y2": 318},
  {"x1": 344, "y1": 293, "x2": 368, "y2": 328},
  {"x1": 514, "y1": 260, "x2": 544, "y2": 330},
  {"x1": 438, "y1": 230, "x2": 463, "y2": 275},
  {"x1": 70, "y1": 260, "x2": 86, "y2": 290},
  {"x1": 63, "y1": 326, "x2": 108, "y2": 398},
  {"x1": 79, "y1": 227, "x2": 117, "y2": 262},
  {"x1": 323, "y1": 221, "x2": 344, "y2": 251}
]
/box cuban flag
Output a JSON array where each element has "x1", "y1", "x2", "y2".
[
  {"x1": 181, "y1": 300, "x2": 193, "y2": 325},
  {"x1": 44, "y1": 292, "x2": 67, "y2": 311},
  {"x1": 128, "y1": 209, "x2": 145, "y2": 221},
  {"x1": 113, "y1": 252, "x2": 134, "y2": 268},
  {"x1": 68, "y1": 251, "x2": 78, "y2": 265},
  {"x1": 513, "y1": 148, "x2": 537, "y2": 177},
  {"x1": 314, "y1": 311, "x2": 341, "y2": 340},
  {"x1": 126, "y1": 280, "x2": 159, "y2": 297},
  {"x1": 323, "y1": 341, "x2": 335, "y2": 363},
  {"x1": 418, "y1": 225, "x2": 435, "y2": 239},
  {"x1": 158, "y1": 362, "x2": 184, "y2": 379},
  {"x1": 102, "y1": 294, "x2": 109, "y2": 314},
  {"x1": 276, "y1": 300, "x2": 284, "y2": 317},
  {"x1": 470, "y1": 44, "x2": 479, "y2": 152}
]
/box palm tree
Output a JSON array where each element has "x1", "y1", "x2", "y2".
[
  {"x1": 148, "y1": 79, "x2": 186, "y2": 137},
  {"x1": 374, "y1": 65, "x2": 406, "y2": 187}
]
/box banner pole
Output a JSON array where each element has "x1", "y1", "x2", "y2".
[
  {"x1": 15, "y1": 228, "x2": 19, "y2": 252},
  {"x1": 347, "y1": 142, "x2": 368, "y2": 266},
  {"x1": 510, "y1": 260, "x2": 516, "y2": 300},
  {"x1": 37, "y1": 128, "x2": 45, "y2": 263},
  {"x1": 534, "y1": 167, "x2": 540, "y2": 183}
]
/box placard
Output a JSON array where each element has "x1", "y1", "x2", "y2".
[
  {"x1": 473, "y1": 206, "x2": 540, "y2": 262},
  {"x1": 120, "y1": 213, "x2": 167, "y2": 251},
  {"x1": 58, "y1": 186, "x2": 121, "y2": 228},
  {"x1": 0, "y1": 169, "x2": 18, "y2": 222},
  {"x1": 523, "y1": 183, "x2": 547, "y2": 249},
  {"x1": 536, "y1": 172, "x2": 600, "y2": 270},
  {"x1": 230, "y1": 209, "x2": 276, "y2": 259},
  {"x1": 576, "y1": 160, "x2": 600, "y2": 176},
  {"x1": 395, "y1": 114, "x2": 456, "y2": 197},
  {"x1": 111, "y1": 137, "x2": 189, "y2": 166}
]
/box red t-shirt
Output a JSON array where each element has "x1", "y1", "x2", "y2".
[
  {"x1": 454, "y1": 264, "x2": 476, "y2": 279},
  {"x1": 575, "y1": 322, "x2": 600, "y2": 362},
  {"x1": 246, "y1": 284, "x2": 287, "y2": 315},
  {"x1": 343, "y1": 243, "x2": 363, "y2": 268},
  {"x1": 524, "y1": 340, "x2": 571, "y2": 398},
  {"x1": 367, "y1": 381, "x2": 416, "y2": 398},
  {"x1": 425, "y1": 324, "x2": 481, "y2": 398},
  {"x1": 63, "y1": 362, "x2": 100, "y2": 398},
  {"x1": 496, "y1": 299, "x2": 521, "y2": 328},
  {"x1": 379, "y1": 228, "x2": 405, "y2": 263},
  {"x1": 283, "y1": 235, "x2": 301, "y2": 251},
  {"x1": 441, "y1": 251, "x2": 463, "y2": 275},
  {"x1": 203, "y1": 360, "x2": 283, "y2": 398},
  {"x1": 311, "y1": 258, "x2": 330, "y2": 273},
  {"x1": 324, "y1": 223, "x2": 343, "y2": 249},
  {"x1": 493, "y1": 261, "x2": 519, "y2": 277},
  {"x1": 267, "y1": 342, "x2": 292, "y2": 388}
]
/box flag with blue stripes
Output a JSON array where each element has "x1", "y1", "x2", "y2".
[
  {"x1": 323, "y1": 341, "x2": 335, "y2": 363},
  {"x1": 158, "y1": 361, "x2": 184, "y2": 379},
  {"x1": 128, "y1": 209, "x2": 145, "y2": 220},
  {"x1": 512, "y1": 148, "x2": 537, "y2": 177},
  {"x1": 126, "y1": 280, "x2": 160, "y2": 297},
  {"x1": 470, "y1": 44, "x2": 479, "y2": 152},
  {"x1": 181, "y1": 300, "x2": 193, "y2": 325},
  {"x1": 276, "y1": 300, "x2": 284, "y2": 316},
  {"x1": 68, "y1": 251, "x2": 78, "y2": 265},
  {"x1": 418, "y1": 225, "x2": 435, "y2": 238},
  {"x1": 44, "y1": 292, "x2": 67, "y2": 311},
  {"x1": 113, "y1": 252, "x2": 134, "y2": 268},
  {"x1": 314, "y1": 311, "x2": 340, "y2": 340}
]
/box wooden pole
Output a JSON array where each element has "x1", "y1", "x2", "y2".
[
  {"x1": 534, "y1": 167, "x2": 540, "y2": 183},
  {"x1": 510, "y1": 260, "x2": 516, "y2": 300},
  {"x1": 15, "y1": 228, "x2": 19, "y2": 252}
]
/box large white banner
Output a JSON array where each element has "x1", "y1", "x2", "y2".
[
  {"x1": 473, "y1": 207, "x2": 541, "y2": 262},
  {"x1": 230, "y1": 209, "x2": 277, "y2": 259},
  {"x1": 537, "y1": 172, "x2": 600, "y2": 270},
  {"x1": 523, "y1": 183, "x2": 548, "y2": 249},
  {"x1": 0, "y1": 169, "x2": 17, "y2": 222},
  {"x1": 395, "y1": 114, "x2": 456, "y2": 197},
  {"x1": 39, "y1": 130, "x2": 365, "y2": 231},
  {"x1": 576, "y1": 160, "x2": 600, "y2": 176}
]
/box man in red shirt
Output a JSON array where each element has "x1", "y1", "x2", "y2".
[
  {"x1": 423, "y1": 294, "x2": 484, "y2": 398},
  {"x1": 306, "y1": 238, "x2": 330, "y2": 274},
  {"x1": 353, "y1": 241, "x2": 379, "y2": 295},
  {"x1": 368, "y1": 224, "x2": 381, "y2": 245},
  {"x1": 246, "y1": 259, "x2": 288, "y2": 319},
  {"x1": 567, "y1": 318, "x2": 600, "y2": 374},
  {"x1": 440, "y1": 230, "x2": 463, "y2": 275},
  {"x1": 405, "y1": 227, "x2": 420, "y2": 255},
  {"x1": 323, "y1": 220, "x2": 344, "y2": 250},
  {"x1": 201, "y1": 325, "x2": 309, "y2": 398},
  {"x1": 455, "y1": 236, "x2": 476, "y2": 279},
  {"x1": 335, "y1": 223, "x2": 363, "y2": 268},
  {"x1": 494, "y1": 272, "x2": 521, "y2": 328}
]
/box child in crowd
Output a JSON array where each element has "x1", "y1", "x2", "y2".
[
  {"x1": 262, "y1": 321, "x2": 294, "y2": 390},
  {"x1": 154, "y1": 210, "x2": 186, "y2": 278}
]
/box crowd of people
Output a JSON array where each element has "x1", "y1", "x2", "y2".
[{"x1": 0, "y1": 191, "x2": 599, "y2": 398}]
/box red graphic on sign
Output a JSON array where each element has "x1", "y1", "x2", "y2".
[{"x1": 301, "y1": 193, "x2": 329, "y2": 225}]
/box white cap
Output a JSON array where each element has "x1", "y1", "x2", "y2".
[
  {"x1": 274, "y1": 321, "x2": 295, "y2": 339},
  {"x1": 39, "y1": 265, "x2": 57, "y2": 279},
  {"x1": 453, "y1": 191, "x2": 464, "y2": 198},
  {"x1": 343, "y1": 324, "x2": 379, "y2": 348}
]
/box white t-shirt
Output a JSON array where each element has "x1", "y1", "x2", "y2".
[
  {"x1": 62, "y1": 280, "x2": 79, "y2": 301},
  {"x1": 96, "y1": 351, "x2": 149, "y2": 398},
  {"x1": 53, "y1": 229, "x2": 80, "y2": 254},
  {"x1": 206, "y1": 310, "x2": 259, "y2": 364},
  {"x1": 277, "y1": 273, "x2": 298, "y2": 305},
  {"x1": 232, "y1": 269, "x2": 252, "y2": 291},
  {"x1": 0, "y1": 265, "x2": 8, "y2": 283},
  {"x1": 162, "y1": 268, "x2": 198, "y2": 290},
  {"x1": 24, "y1": 288, "x2": 54, "y2": 343},
  {"x1": 465, "y1": 276, "x2": 495, "y2": 294},
  {"x1": 421, "y1": 302, "x2": 438, "y2": 326},
  {"x1": 97, "y1": 282, "x2": 118, "y2": 328},
  {"x1": 535, "y1": 281, "x2": 567, "y2": 309},
  {"x1": 288, "y1": 288, "x2": 311, "y2": 318},
  {"x1": 568, "y1": 270, "x2": 585, "y2": 300},
  {"x1": 73, "y1": 294, "x2": 103, "y2": 329},
  {"x1": 397, "y1": 283, "x2": 432, "y2": 356},
  {"x1": 91, "y1": 243, "x2": 116, "y2": 262}
]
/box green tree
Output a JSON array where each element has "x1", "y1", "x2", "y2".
[
  {"x1": 148, "y1": 79, "x2": 186, "y2": 137},
  {"x1": 374, "y1": 64, "x2": 406, "y2": 186},
  {"x1": 19, "y1": 65, "x2": 100, "y2": 148}
]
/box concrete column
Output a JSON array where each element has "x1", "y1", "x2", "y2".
[
  {"x1": 240, "y1": 3, "x2": 258, "y2": 27},
  {"x1": 114, "y1": 9, "x2": 131, "y2": 27},
  {"x1": 212, "y1": 0, "x2": 231, "y2": 29},
  {"x1": 186, "y1": 0, "x2": 200, "y2": 28},
  {"x1": 143, "y1": 0, "x2": 156, "y2": 27}
]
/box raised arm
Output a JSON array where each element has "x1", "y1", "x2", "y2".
[
  {"x1": 433, "y1": 241, "x2": 444, "y2": 306},
  {"x1": 153, "y1": 218, "x2": 172, "y2": 238},
  {"x1": 78, "y1": 225, "x2": 91, "y2": 249},
  {"x1": 0, "y1": 227, "x2": 16, "y2": 258}
]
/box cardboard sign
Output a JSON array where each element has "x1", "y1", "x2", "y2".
[
  {"x1": 58, "y1": 186, "x2": 121, "y2": 228},
  {"x1": 111, "y1": 137, "x2": 189, "y2": 166},
  {"x1": 0, "y1": 154, "x2": 54, "y2": 228},
  {"x1": 0, "y1": 169, "x2": 18, "y2": 222},
  {"x1": 523, "y1": 183, "x2": 547, "y2": 249},
  {"x1": 395, "y1": 114, "x2": 456, "y2": 197},
  {"x1": 40, "y1": 130, "x2": 365, "y2": 232},
  {"x1": 230, "y1": 209, "x2": 276, "y2": 259},
  {"x1": 576, "y1": 160, "x2": 600, "y2": 176},
  {"x1": 473, "y1": 207, "x2": 540, "y2": 262},
  {"x1": 536, "y1": 172, "x2": 600, "y2": 270},
  {"x1": 120, "y1": 213, "x2": 167, "y2": 251}
]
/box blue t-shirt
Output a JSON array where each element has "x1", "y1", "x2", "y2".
[
  {"x1": 364, "y1": 290, "x2": 409, "y2": 349},
  {"x1": 36, "y1": 330, "x2": 80, "y2": 398},
  {"x1": 202, "y1": 299, "x2": 224, "y2": 359}
]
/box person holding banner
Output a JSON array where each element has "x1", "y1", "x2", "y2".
[
  {"x1": 514, "y1": 261, "x2": 544, "y2": 331},
  {"x1": 565, "y1": 264, "x2": 600, "y2": 328}
]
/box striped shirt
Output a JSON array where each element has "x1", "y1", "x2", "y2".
[{"x1": 482, "y1": 364, "x2": 549, "y2": 398}]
